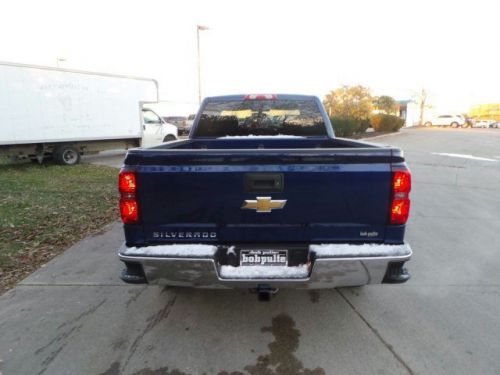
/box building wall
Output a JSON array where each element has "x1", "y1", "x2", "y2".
[
  {"x1": 405, "y1": 102, "x2": 420, "y2": 127},
  {"x1": 397, "y1": 100, "x2": 421, "y2": 127}
]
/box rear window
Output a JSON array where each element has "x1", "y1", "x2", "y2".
[{"x1": 194, "y1": 99, "x2": 327, "y2": 137}]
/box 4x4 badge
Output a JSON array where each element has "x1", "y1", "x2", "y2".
[{"x1": 242, "y1": 197, "x2": 287, "y2": 213}]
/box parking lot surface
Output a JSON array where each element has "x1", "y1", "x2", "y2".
[{"x1": 1, "y1": 127, "x2": 499, "y2": 375}]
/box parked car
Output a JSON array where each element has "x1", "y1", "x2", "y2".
[
  {"x1": 490, "y1": 122, "x2": 500, "y2": 128},
  {"x1": 424, "y1": 114, "x2": 466, "y2": 127},
  {"x1": 142, "y1": 109, "x2": 178, "y2": 143},
  {"x1": 117, "y1": 94, "x2": 413, "y2": 300},
  {"x1": 473, "y1": 119, "x2": 495, "y2": 128}
]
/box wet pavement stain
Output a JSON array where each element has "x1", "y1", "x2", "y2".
[
  {"x1": 132, "y1": 368, "x2": 189, "y2": 375},
  {"x1": 219, "y1": 313, "x2": 325, "y2": 375},
  {"x1": 98, "y1": 361, "x2": 188, "y2": 375},
  {"x1": 308, "y1": 290, "x2": 320, "y2": 304},
  {"x1": 100, "y1": 309, "x2": 323, "y2": 375}
]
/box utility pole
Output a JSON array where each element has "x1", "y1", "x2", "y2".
[
  {"x1": 197, "y1": 25, "x2": 209, "y2": 105},
  {"x1": 418, "y1": 88, "x2": 428, "y2": 126}
]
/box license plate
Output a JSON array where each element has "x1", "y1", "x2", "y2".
[{"x1": 240, "y1": 249, "x2": 288, "y2": 266}]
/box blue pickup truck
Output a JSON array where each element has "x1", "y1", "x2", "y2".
[{"x1": 118, "y1": 94, "x2": 412, "y2": 300}]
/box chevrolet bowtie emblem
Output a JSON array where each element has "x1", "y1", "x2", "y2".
[{"x1": 242, "y1": 197, "x2": 287, "y2": 213}]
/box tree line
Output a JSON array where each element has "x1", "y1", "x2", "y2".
[{"x1": 322, "y1": 85, "x2": 406, "y2": 137}]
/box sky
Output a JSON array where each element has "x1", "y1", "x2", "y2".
[{"x1": 1, "y1": 0, "x2": 499, "y2": 115}]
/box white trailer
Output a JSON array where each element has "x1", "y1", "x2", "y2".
[{"x1": 0, "y1": 61, "x2": 177, "y2": 165}]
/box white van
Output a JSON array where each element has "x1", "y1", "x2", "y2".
[{"x1": 141, "y1": 108, "x2": 178, "y2": 147}]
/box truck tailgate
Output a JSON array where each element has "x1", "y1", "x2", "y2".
[{"x1": 127, "y1": 149, "x2": 397, "y2": 245}]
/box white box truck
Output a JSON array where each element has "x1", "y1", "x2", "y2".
[{"x1": 0, "y1": 61, "x2": 177, "y2": 165}]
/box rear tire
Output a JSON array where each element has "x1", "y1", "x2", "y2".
[
  {"x1": 424, "y1": 122, "x2": 432, "y2": 127},
  {"x1": 53, "y1": 145, "x2": 81, "y2": 165},
  {"x1": 163, "y1": 135, "x2": 176, "y2": 142},
  {"x1": 451, "y1": 122, "x2": 458, "y2": 128}
]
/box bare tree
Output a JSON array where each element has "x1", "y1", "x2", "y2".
[{"x1": 415, "y1": 89, "x2": 429, "y2": 126}]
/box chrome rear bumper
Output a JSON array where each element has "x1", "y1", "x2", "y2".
[{"x1": 118, "y1": 243, "x2": 412, "y2": 289}]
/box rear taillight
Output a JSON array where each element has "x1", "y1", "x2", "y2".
[
  {"x1": 119, "y1": 170, "x2": 139, "y2": 224},
  {"x1": 390, "y1": 169, "x2": 411, "y2": 225},
  {"x1": 120, "y1": 200, "x2": 139, "y2": 224},
  {"x1": 119, "y1": 171, "x2": 136, "y2": 193}
]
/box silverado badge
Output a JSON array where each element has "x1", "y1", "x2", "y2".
[{"x1": 242, "y1": 197, "x2": 287, "y2": 213}]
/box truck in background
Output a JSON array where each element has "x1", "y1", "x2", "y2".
[{"x1": 0, "y1": 61, "x2": 177, "y2": 165}]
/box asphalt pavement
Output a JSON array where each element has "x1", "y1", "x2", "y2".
[{"x1": 1, "y1": 127, "x2": 499, "y2": 375}]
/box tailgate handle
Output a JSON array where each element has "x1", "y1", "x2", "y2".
[{"x1": 244, "y1": 173, "x2": 283, "y2": 192}]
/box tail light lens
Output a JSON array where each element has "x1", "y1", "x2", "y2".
[
  {"x1": 390, "y1": 169, "x2": 411, "y2": 225},
  {"x1": 119, "y1": 170, "x2": 139, "y2": 224},
  {"x1": 119, "y1": 171, "x2": 136, "y2": 193},
  {"x1": 120, "y1": 200, "x2": 139, "y2": 224},
  {"x1": 393, "y1": 171, "x2": 411, "y2": 195}
]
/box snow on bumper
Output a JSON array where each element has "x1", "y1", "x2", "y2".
[{"x1": 118, "y1": 243, "x2": 412, "y2": 289}]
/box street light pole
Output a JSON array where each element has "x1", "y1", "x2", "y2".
[{"x1": 197, "y1": 25, "x2": 209, "y2": 105}]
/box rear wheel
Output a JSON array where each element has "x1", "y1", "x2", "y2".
[
  {"x1": 53, "y1": 145, "x2": 81, "y2": 165},
  {"x1": 450, "y1": 122, "x2": 458, "y2": 128},
  {"x1": 163, "y1": 135, "x2": 176, "y2": 142},
  {"x1": 424, "y1": 122, "x2": 432, "y2": 127}
]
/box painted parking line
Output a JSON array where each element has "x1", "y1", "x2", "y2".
[{"x1": 432, "y1": 153, "x2": 498, "y2": 162}]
